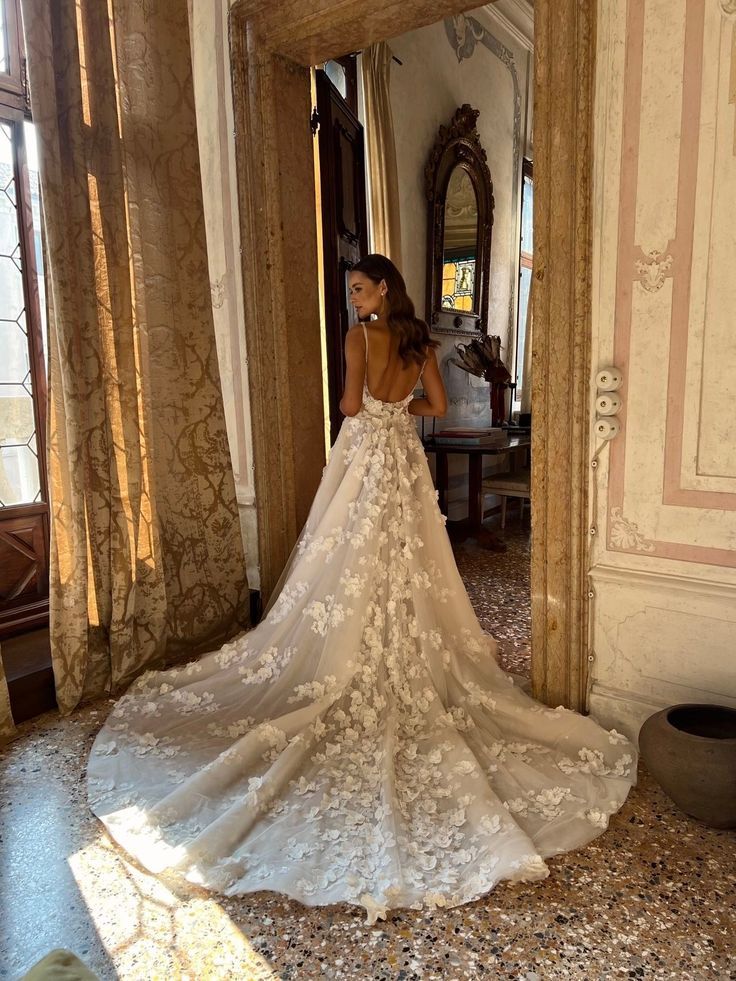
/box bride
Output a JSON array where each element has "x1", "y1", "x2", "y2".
[{"x1": 88, "y1": 254, "x2": 637, "y2": 924}]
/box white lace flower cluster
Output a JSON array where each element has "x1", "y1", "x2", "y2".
[
  {"x1": 239, "y1": 645, "x2": 295, "y2": 685},
  {"x1": 267, "y1": 581, "x2": 310, "y2": 623},
  {"x1": 504, "y1": 786, "x2": 579, "y2": 820},
  {"x1": 557, "y1": 747, "x2": 633, "y2": 778},
  {"x1": 169, "y1": 688, "x2": 216, "y2": 715},
  {"x1": 303, "y1": 596, "x2": 354, "y2": 636}
]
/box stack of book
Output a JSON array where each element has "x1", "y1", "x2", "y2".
[{"x1": 429, "y1": 427, "x2": 509, "y2": 447}]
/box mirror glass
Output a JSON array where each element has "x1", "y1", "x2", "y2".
[{"x1": 441, "y1": 166, "x2": 479, "y2": 312}]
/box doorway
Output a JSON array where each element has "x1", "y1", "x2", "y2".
[
  {"x1": 229, "y1": 0, "x2": 595, "y2": 712},
  {"x1": 313, "y1": 62, "x2": 369, "y2": 445},
  {"x1": 314, "y1": 17, "x2": 534, "y2": 678}
]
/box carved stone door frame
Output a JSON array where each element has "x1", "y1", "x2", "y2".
[{"x1": 229, "y1": 0, "x2": 595, "y2": 711}]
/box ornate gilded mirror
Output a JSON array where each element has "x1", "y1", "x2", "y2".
[{"x1": 425, "y1": 104, "x2": 494, "y2": 334}]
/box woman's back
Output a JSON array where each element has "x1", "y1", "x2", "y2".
[{"x1": 364, "y1": 320, "x2": 425, "y2": 402}]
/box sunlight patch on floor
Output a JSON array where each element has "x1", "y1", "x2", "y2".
[{"x1": 68, "y1": 838, "x2": 279, "y2": 979}]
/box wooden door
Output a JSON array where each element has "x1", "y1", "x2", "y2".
[{"x1": 314, "y1": 66, "x2": 369, "y2": 444}]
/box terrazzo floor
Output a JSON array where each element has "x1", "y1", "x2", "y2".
[
  {"x1": 453, "y1": 522, "x2": 532, "y2": 679},
  {"x1": 2, "y1": 521, "x2": 735, "y2": 981}
]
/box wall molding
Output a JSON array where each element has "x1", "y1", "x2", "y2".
[
  {"x1": 605, "y1": 0, "x2": 736, "y2": 569},
  {"x1": 591, "y1": 681, "x2": 669, "y2": 711},
  {"x1": 588, "y1": 683, "x2": 673, "y2": 744},
  {"x1": 442, "y1": 12, "x2": 523, "y2": 351},
  {"x1": 608, "y1": 507, "x2": 655, "y2": 553},
  {"x1": 590, "y1": 679, "x2": 736, "y2": 743},
  {"x1": 590, "y1": 562, "x2": 736, "y2": 598},
  {"x1": 483, "y1": 0, "x2": 534, "y2": 51}
]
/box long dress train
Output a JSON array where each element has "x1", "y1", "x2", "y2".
[{"x1": 88, "y1": 345, "x2": 637, "y2": 924}]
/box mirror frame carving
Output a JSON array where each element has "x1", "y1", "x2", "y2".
[{"x1": 424, "y1": 104, "x2": 494, "y2": 335}]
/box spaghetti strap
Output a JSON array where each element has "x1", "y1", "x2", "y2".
[{"x1": 361, "y1": 322, "x2": 369, "y2": 367}]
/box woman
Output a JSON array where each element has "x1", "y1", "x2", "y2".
[{"x1": 88, "y1": 254, "x2": 636, "y2": 924}]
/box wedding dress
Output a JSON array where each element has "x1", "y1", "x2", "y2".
[{"x1": 88, "y1": 326, "x2": 637, "y2": 924}]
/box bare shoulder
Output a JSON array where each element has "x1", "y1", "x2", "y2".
[
  {"x1": 344, "y1": 324, "x2": 366, "y2": 355},
  {"x1": 365, "y1": 319, "x2": 391, "y2": 345},
  {"x1": 422, "y1": 345, "x2": 442, "y2": 378}
]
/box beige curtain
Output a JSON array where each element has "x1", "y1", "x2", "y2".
[
  {"x1": 0, "y1": 648, "x2": 13, "y2": 741},
  {"x1": 362, "y1": 43, "x2": 403, "y2": 266},
  {"x1": 21, "y1": 0, "x2": 249, "y2": 715}
]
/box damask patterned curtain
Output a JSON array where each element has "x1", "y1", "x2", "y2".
[
  {"x1": 18, "y1": 0, "x2": 249, "y2": 717},
  {"x1": 0, "y1": 653, "x2": 13, "y2": 741},
  {"x1": 362, "y1": 43, "x2": 403, "y2": 267}
]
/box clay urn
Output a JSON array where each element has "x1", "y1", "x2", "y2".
[{"x1": 639, "y1": 703, "x2": 736, "y2": 829}]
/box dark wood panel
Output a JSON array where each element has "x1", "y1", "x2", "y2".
[
  {"x1": 1, "y1": 626, "x2": 55, "y2": 723},
  {"x1": 315, "y1": 66, "x2": 368, "y2": 445},
  {"x1": 0, "y1": 512, "x2": 49, "y2": 635}
]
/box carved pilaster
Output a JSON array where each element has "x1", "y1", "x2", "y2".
[
  {"x1": 531, "y1": 0, "x2": 596, "y2": 711},
  {"x1": 230, "y1": 10, "x2": 326, "y2": 599}
]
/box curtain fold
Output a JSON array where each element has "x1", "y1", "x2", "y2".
[
  {"x1": 362, "y1": 43, "x2": 403, "y2": 266},
  {"x1": 21, "y1": 0, "x2": 249, "y2": 715},
  {"x1": 0, "y1": 648, "x2": 13, "y2": 742}
]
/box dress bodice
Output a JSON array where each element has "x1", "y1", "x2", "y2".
[
  {"x1": 360, "y1": 382, "x2": 414, "y2": 422},
  {"x1": 359, "y1": 322, "x2": 422, "y2": 424}
]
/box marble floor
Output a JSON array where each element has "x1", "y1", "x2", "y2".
[
  {"x1": 453, "y1": 522, "x2": 532, "y2": 679},
  {"x1": 2, "y1": 523, "x2": 735, "y2": 981}
]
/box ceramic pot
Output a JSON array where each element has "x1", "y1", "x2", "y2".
[{"x1": 639, "y1": 703, "x2": 736, "y2": 829}]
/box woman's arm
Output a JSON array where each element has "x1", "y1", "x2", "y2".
[
  {"x1": 409, "y1": 348, "x2": 448, "y2": 417},
  {"x1": 339, "y1": 325, "x2": 366, "y2": 417}
]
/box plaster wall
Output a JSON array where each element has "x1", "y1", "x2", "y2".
[
  {"x1": 388, "y1": 8, "x2": 532, "y2": 518},
  {"x1": 589, "y1": 0, "x2": 736, "y2": 740}
]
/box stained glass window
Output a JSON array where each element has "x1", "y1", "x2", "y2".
[{"x1": 442, "y1": 257, "x2": 476, "y2": 312}]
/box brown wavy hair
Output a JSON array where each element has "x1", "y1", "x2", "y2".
[{"x1": 351, "y1": 254, "x2": 439, "y2": 367}]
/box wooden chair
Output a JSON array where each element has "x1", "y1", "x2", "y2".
[{"x1": 481, "y1": 468, "x2": 531, "y2": 529}]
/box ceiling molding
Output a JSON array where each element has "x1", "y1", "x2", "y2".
[{"x1": 483, "y1": 0, "x2": 534, "y2": 50}]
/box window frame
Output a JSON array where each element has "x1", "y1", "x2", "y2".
[
  {"x1": 0, "y1": 0, "x2": 50, "y2": 638},
  {"x1": 0, "y1": 105, "x2": 49, "y2": 513},
  {"x1": 0, "y1": 0, "x2": 28, "y2": 114},
  {"x1": 512, "y1": 157, "x2": 533, "y2": 411}
]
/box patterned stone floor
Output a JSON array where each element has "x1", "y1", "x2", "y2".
[
  {"x1": 453, "y1": 520, "x2": 532, "y2": 679},
  {"x1": 2, "y1": 522, "x2": 735, "y2": 980}
]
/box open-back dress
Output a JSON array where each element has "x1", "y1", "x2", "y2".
[{"x1": 88, "y1": 323, "x2": 637, "y2": 924}]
